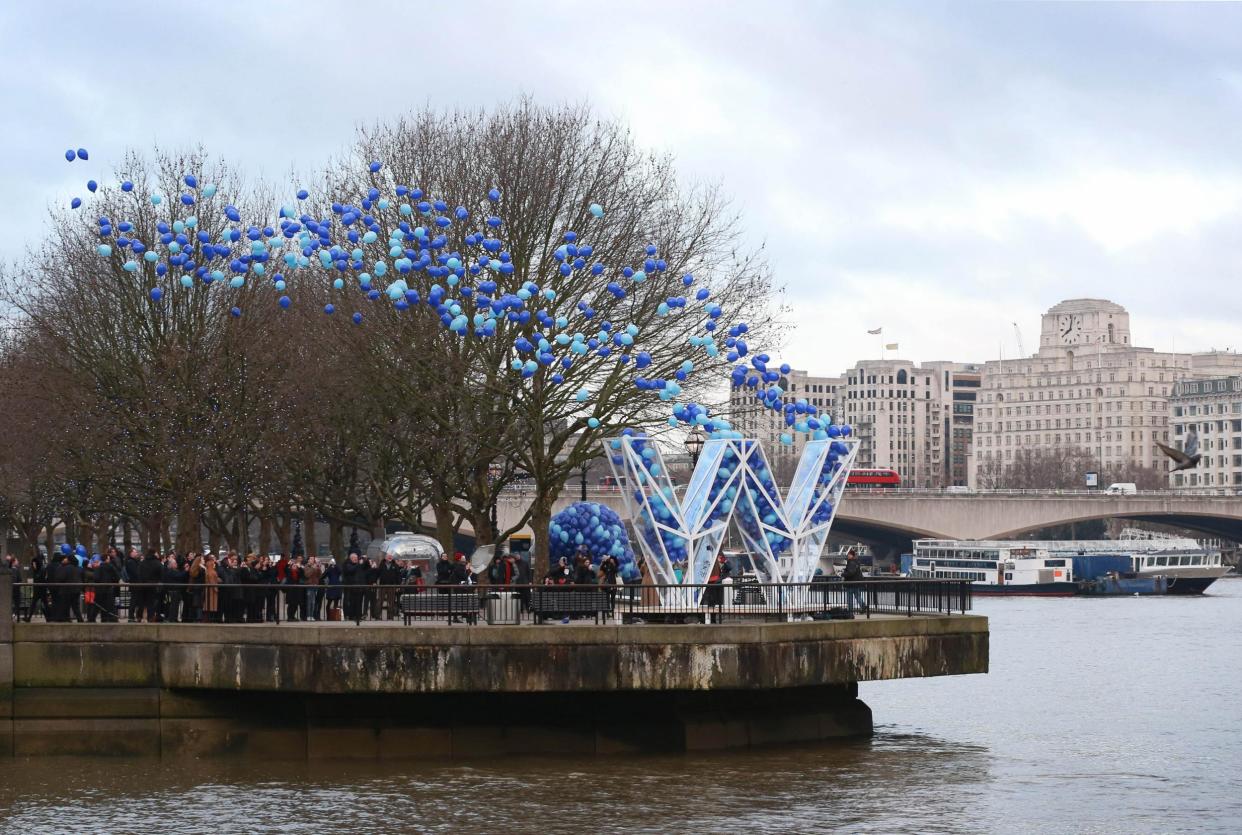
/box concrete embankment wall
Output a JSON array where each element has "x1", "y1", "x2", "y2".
[{"x1": 0, "y1": 573, "x2": 987, "y2": 758}]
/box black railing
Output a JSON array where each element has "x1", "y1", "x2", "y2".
[{"x1": 6, "y1": 578, "x2": 971, "y2": 625}]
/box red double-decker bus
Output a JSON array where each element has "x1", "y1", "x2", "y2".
[{"x1": 846, "y1": 468, "x2": 901, "y2": 488}]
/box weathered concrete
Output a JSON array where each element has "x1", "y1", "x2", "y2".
[
  {"x1": 10, "y1": 617, "x2": 987, "y2": 694},
  {"x1": 0, "y1": 570, "x2": 987, "y2": 758}
]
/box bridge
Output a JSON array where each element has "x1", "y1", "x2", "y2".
[{"x1": 480, "y1": 488, "x2": 1242, "y2": 556}]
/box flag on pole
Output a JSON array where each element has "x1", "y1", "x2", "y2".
[
  {"x1": 885, "y1": 343, "x2": 899, "y2": 351},
  {"x1": 867, "y1": 327, "x2": 882, "y2": 335}
]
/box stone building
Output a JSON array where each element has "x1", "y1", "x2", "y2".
[
  {"x1": 974, "y1": 298, "x2": 1242, "y2": 481},
  {"x1": 1168, "y1": 376, "x2": 1242, "y2": 488},
  {"x1": 837, "y1": 360, "x2": 981, "y2": 487}
]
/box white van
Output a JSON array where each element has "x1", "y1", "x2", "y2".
[{"x1": 1105, "y1": 483, "x2": 1137, "y2": 495}]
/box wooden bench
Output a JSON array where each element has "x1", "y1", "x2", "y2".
[
  {"x1": 529, "y1": 587, "x2": 613, "y2": 624},
  {"x1": 399, "y1": 590, "x2": 479, "y2": 625}
]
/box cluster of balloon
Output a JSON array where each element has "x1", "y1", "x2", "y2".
[
  {"x1": 57, "y1": 542, "x2": 89, "y2": 565},
  {"x1": 807, "y1": 435, "x2": 854, "y2": 525},
  {"x1": 547, "y1": 501, "x2": 640, "y2": 581},
  {"x1": 64, "y1": 148, "x2": 842, "y2": 444}
]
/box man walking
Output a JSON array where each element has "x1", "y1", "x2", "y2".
[{"x1": 843, "y1": 549, "x2": 868, "y2": 613}]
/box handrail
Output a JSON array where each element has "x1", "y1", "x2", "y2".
[{"x1": 6, "y1": 578, "x2": 972, "y2": 624}]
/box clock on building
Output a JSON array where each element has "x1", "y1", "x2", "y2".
[{"x1": 1059, "y1": 314, "x2": 1082, "y2": 344}]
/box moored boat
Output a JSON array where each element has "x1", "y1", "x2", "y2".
[{"x1": 905, "y1": 540, "x2": 1077, "y2": 596}]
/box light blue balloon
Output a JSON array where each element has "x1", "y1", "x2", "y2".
[
  {"x1": 589, "y1": 203, "x2": 604, "y2": 218},
  {"x1": 229, "y1": 277, "x2": 244, "y2": 289},
  {"x1": 97, "y1": 245, "x2": 111, "y2": 257},
  {"x1": 122, "y1": 261, "x2": 138, "y2": 272},
  {"x1": 180, "y1": 276, "x2": 193, "y2": 288}
]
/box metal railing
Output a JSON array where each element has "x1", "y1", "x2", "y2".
[{"x1": 6, "y1": 578, "x2": 971, "y2": 625}]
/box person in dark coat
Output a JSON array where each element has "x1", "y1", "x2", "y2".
[
  {"x1": 26, "y1": 554, "x2": 50, "y2": 622},
  {"x1": 240, "y1": 555, "x2": 261, "y2": 623},
  {"x1": 123, "y1": 548, "x2": 143, "y2": 621},
  {"x1": 377, "y1": 554, "x2": 402, "y2": 620},
  {"x1": 434, "y1": 554, "x2": 454, "y2": 589},
  {"x1": 136, "y1": 549, "x2": 164, "y2": 622},
  {"x1": 161, "y1": 556, "x2": 188, "y2": 623},
  {"x1": 364, "y1": 558, "x2": 382, "y2": 619},
  {"x1": 259, "y1": 555, "x2": 279, "y2": 622},
  {"x1": 283, "y1": 555, "x2": 303, "y2": 622},
  {"x1": 48, "y1": 554, "x2": 79, "y2": 622},
  {"x1": 842, "y1": 549, "x2": 867, "y2": 613},
  {"x1": 322, "y1": 559, "x2": 342, "y2": 619},
  {"x1": 341, "y1": 553, "x2": 365, "y2": 623}
]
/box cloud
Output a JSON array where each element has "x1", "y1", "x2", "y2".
[{"x1": 3, "y1": 0, "x2": 1242, "y2": 374}]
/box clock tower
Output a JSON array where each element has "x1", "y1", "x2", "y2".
[{"x1": 1037, "y1": 299, "x2": 1130, "y2": 354}]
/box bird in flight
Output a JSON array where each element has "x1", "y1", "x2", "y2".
[{"x1": 1155, "y1": 441, "x2": 1201, "y2": 472}]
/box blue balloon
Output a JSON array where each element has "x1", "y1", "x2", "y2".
[
  {"x1": 87, "y1": 180, "x2": 97, "y2": 193},
  {"x1": 352, "y1": 312, "x2": 363, "y2": 325},
  {"x1": 121, "y1": 181, "x2": 133, "y2": 192},
  {"x1": 150, "y1": 287, "x2": 163, "y2": 301},
  {"x1": 59, "y1": 543, "x2": 70, "y2": 555},
  {"x1": 76, "y1": 148, "x2": 88, "y2": 160},
  {"x1": 279, "y1": 295, "x2": 291, "y2": 309},
  {"x1": 64, "y1": 149, "x2": 76, "y2": 162},
  {"x1": 324, "y1": 303, "x2": 335, "y2": 315},
  {"x1": 488, "y1": 188, "x2": 500, "y2": 201},
  {"x1": 369, "y1": 160, "x2": 382, "y2": 173},
  {"x1": 230, "y1": 306, "x2": 241, "y2": 318},
  {"x1": 70, "y1": 197, "x2": 81, "y2": 209},
  {"x1": 297, "y1": 189, "x2": 309, "y2": 200}
]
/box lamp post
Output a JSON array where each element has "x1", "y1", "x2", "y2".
[
  {"x1": 579, "y1": 461, "x2": 589, "y2": 503},
  {"x1": 685, "y1": 425, "x2": 706, "y2": 471}
]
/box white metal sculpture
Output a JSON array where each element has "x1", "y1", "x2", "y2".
[{"x1": 604, "y1": 433, "x2": 859, "y2": 604}]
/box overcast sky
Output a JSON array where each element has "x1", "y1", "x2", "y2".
[{"x1": 4, "y1": 1, "x2": 1242, "y2": 373}]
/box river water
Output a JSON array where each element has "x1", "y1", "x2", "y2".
[{"x1": 2, "y1": 581, "x2": 1239, "y2": 834}]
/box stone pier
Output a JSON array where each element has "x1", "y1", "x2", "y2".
[{"x1": 0, "y1": 574, "x2": 987, "y2": 759}]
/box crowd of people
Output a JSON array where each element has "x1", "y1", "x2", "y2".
[
  {"x1": 3, "y1": 542, "x2": 647, "y2": 625},
  {"x1": 3, "y1": 548, "x2": 462, "y2": 624}
]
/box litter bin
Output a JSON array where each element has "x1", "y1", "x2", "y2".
[{"x1": 484, "y1": 591, "x2": 521, "y2": 625}]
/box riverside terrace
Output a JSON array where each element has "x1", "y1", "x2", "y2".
[{"x1": 0, "y1": 571, "x2": 987, "y2": 759}]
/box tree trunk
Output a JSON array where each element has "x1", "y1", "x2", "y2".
[
  {"x1": 43, "y1": 523, "x2": 55, "y2": 561},
  {"x1": 161, "y1": 517, "x2": 174, "y2": 554},
  {"x1": 275, "y1": 512, "x2": 292, "y2": 555},
  {"x1": 79, "y1": 517, "x2": 96, "y2": 557},
  {"x1": 531, "y1": 486, "x2": 556, "y2": 582},
  {"x1": 176, "y1": 499, "x2": 199, "y2": 554},
  {"x1": 122, "y1": 518, "x2": 133, "y2": 554},
  {"x1": 433, "y1": 503, "x2": 456, "y2": 556},
  {"x1": 469, "y1": 507, "x2": 495, "y2": 547},
  {"x1": 238, "y1": 508, "x2": 251, "y2": 554},
  {"x1": 329, "y1": 520, "x2": 344, "y2": 563},
  {"x1": 97, "y1": 516, "x2": 113, "y2": 555},
  {"x1": 303, "y1": 510, "x2": 318, "y2": 560},
  {"x1": 258, "y1": 515, "x2": 272, "y2": 558},
  {"x1": 22, "y1": 522, "x2": 41, "y2": 560}
]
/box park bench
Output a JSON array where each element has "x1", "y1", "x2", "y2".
[
  {"x1": 398, "y1": 590, "x2": 479, "y2": 625},
  {"x1": 529, "y1": 587, "x2": 613, "y2": 624}
]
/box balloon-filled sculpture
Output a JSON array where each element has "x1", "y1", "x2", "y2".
[
  {"x1": 606, "y1": 428, "x2": 858, "y2": 604},
  {"x1": 548, "y1": 502, "x2": 639, "y2": 581}
]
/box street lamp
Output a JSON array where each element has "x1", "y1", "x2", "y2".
[{"x1": 685, "y1": 425, "x2": 706, "y2": 470}]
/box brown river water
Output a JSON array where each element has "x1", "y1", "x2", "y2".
[{"x1": 2, "y1": 581, "x2": 1239, "y2": 834}]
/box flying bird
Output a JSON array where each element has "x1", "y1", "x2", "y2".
[{"x1": 1155, "y1": 441, "x2": 1201, "y2": 473}]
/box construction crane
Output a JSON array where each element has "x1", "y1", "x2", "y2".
[{"x1": 1012, "y1": 322, "x2": 1025, "y2": 357}]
